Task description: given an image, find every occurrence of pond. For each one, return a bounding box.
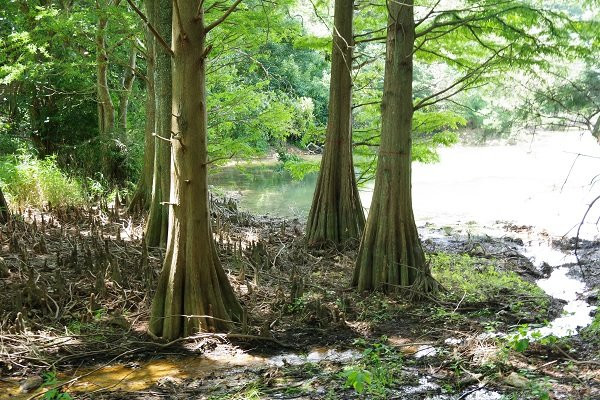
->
[211,130,600,240]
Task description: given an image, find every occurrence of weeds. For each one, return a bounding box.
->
[0,151,84,208]
[431,253,550,324]
[341,337,404,398]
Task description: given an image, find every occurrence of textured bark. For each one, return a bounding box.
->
[0,187,9,223]
[148,0,242,340]
[306,0,364,245]
[95,12,116,178]
[117,45,138,133]
[145,0,171,247]
[352,0,437,294]
[129,0,156,212]
[592,114,600,142]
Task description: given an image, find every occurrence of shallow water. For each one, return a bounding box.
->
[533,266,595,338]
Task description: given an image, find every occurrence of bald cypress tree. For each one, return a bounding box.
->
[352,0,437,293]
[146,0,244,340]
[306,0,364,245]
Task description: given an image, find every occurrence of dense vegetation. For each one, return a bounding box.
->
[0,0,598,398]
[1,0,596,197]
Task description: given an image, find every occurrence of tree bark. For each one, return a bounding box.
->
[148,0,242,340]
[0,187,9,223]
[128,14,156,212]
[306,0,364,245]
[352,0,437,294]
[96,10,116,179]
[117,45,138,134]
[145,0,171,247]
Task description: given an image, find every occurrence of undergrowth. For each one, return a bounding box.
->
[431,253,549,309]
[0,152,85,208]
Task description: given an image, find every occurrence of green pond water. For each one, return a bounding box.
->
[209,165,320,218]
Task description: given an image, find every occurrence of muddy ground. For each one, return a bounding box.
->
[0,200,598,399]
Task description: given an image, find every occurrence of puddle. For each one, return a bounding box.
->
[266,348,360,367]
[401,375,439,395]
[414,345,439,359]
[1,347,361,397]
[0,380,23,399]
[430,390,503,400]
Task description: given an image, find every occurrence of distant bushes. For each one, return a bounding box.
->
[0,152,85,208]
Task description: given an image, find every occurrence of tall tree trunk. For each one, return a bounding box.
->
[96,11,116,179]
[129,0,156,212]
[148,0,242,340]
[0,187,9,223]
[145,0,171,247]
[306,0,364,245]
[117,45,138,134]
[352,0,437,294]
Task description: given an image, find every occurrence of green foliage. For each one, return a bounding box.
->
[276,150,320,180]
[355,293,395,323]
[41,371,72,400]
[581,300,600,355]
[0,152,84,208]
[341,338,404,398]
[341,367,372,394]
[0,0,145,179]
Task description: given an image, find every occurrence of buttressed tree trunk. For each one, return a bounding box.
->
[128,9,156,212]
[148,0,243,340]
[352,0,438,294]
[145,0,171,247]
[306,0,364,245]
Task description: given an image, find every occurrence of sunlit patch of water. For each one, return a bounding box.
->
[531,267,595,338]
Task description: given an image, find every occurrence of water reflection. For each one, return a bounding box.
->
[209,166,318,218]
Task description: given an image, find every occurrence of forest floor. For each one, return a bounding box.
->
[0,198,599,399]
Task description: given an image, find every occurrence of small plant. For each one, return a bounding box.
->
[527,377,552,400]
[41,371,72,400]
[507,324,531,353]
[286,293,309,313]
[341,337,403,398]
[356,294,395,323]
[341,366,372,394]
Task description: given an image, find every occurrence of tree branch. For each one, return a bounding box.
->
[413,45,510,111]
[205,0,244,33]
[125,0,174,57]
